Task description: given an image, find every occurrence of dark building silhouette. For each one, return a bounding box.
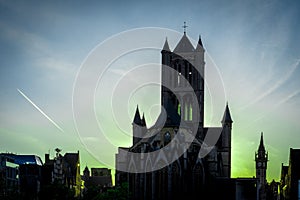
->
[267,179,279,200]
[234,178,258,200]
[279,148,300,200]
[116,30,233,199]
[280,163,289,199]
[255,132,268,200]
[19,164,42,199]
[42,150,82,197]
[0,153,42,199]
[82,166,112,188]
[0,154,19,196]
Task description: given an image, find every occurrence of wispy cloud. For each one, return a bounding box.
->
[0,20,77,77]
[108,68,128,76]
[241,59,300,110]
[276,89,300,106]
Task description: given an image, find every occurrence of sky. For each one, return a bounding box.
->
[0,0,300,183]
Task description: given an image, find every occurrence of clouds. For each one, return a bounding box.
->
[0,0,299,182]
[242,59,300,110]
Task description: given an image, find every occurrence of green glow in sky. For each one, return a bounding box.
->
[0,0,300,184]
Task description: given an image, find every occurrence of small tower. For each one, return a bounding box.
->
[255,132,268,200]
[132,105,146,145]
[220,103,233,178]
[83,166,90,179]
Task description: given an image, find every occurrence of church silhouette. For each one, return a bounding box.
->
[116,28,233,199]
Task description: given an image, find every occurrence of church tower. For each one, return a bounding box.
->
[161,32,205,127]
[255,132,268,200]
[220,103,233,177]
[116,24,234,200]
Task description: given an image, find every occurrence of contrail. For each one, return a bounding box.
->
[17,88,64,133]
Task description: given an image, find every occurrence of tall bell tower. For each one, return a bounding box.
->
[161,26,205,127]
[255,132,268,200]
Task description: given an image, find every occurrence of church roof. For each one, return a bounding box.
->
[173,33,195,53]
[221,104,233,123]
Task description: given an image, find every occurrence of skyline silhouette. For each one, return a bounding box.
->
[0,0,299,184]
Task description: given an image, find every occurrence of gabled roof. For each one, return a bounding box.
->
[173,34,195,53]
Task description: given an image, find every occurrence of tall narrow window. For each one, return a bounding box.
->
[184,103,188,121]
[177,103,181,115]
[189,103,193,121]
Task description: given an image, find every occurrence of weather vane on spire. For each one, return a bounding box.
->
[182,21,188,34]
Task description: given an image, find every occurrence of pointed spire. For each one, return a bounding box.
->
[141,113,146,127]
[258,132,265,152]
[133,105,142,125]
[162,37,171,52]
[222,103,233,124]
[198,35,203,47]
[196,35,204,52]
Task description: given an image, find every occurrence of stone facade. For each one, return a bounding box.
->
[116,32,233,199]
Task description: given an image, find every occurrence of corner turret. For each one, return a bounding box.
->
[133,105,142,126]
[196,35,204,51]
[132,105,143,145]
[222,103,233,127]
[162,38,171,52]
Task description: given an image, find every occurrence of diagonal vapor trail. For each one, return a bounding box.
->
[17,88,64,133]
